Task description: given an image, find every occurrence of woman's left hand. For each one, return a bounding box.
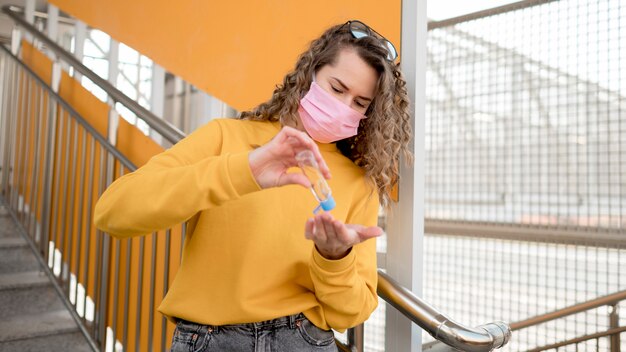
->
[304,212,383,260]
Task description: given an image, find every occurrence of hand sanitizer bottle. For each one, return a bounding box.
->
[295,150,336,214]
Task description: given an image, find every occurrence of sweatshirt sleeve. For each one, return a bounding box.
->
[308,184,379,331]
[93,120,261,238]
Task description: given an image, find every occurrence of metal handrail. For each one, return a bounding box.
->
[378,270,511,352]
[526,326,626,352]
[425,220,626,249]
[2,4,185,145]
[510,289,626,331]
[506,290,626,352]
[428,0,558,30]
[0,45,137,171]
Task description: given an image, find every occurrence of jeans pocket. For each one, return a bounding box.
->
[296,318,336,347]
[171,321,212,352]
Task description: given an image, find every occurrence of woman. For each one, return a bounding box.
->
[94,19,412,351]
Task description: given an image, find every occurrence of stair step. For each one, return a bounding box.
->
[0,271,50,291]
[0,284,66,318]
[0,331,92,352]
[0,237,27,249]
[0,245,40,274]
[0,310,79,343]
[0,214,19,239]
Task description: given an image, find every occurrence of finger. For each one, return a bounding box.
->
[280,126,314,146]
[280,128,331,179]
[356,226,384,242]
[332,219,355,245]
[314,215,328,243]
[304,218,315,240]
[319,213,338,242]
[277,173,311,188]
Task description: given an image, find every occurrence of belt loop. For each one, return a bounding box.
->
[289,314,296,329]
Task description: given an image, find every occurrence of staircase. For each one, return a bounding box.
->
[0,204,92,352]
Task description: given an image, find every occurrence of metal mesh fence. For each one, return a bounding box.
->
[422,0,626,350]
[426,0,625,229]
[424,234,626,350]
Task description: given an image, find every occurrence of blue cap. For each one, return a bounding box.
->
[313,196,336,214]
[320,196,336,211]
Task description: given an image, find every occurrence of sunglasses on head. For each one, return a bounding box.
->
[342,20,398,62]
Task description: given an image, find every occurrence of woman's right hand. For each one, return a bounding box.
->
[248,126,331,189]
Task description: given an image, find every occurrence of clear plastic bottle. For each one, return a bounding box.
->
[295,150,336,213]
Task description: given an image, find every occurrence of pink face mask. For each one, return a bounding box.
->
[298,81,366,143]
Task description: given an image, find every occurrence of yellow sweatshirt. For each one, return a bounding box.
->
[93,118,379,331]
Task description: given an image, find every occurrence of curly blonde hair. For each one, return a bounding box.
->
[239,21,413,207]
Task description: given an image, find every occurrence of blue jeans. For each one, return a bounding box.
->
[170,313,338,352]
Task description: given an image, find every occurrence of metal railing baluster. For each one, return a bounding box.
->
[111,233,121,352]
[14,63,24,218]
[81,133,95,326]
[134,236,145,352]
[0,55,13,198]
[66,116,79,296]
[161,228,171,352]
[31,84,46,249]
[21,76,36,229]
[95,145,111,347]
[73,127,87,309]
[147,233,157,352]
[59,108,72,285]
[49,99,64,274]
[122,235,131,351]
[5,62,18,209]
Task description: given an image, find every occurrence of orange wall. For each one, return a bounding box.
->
[47,0,401,112]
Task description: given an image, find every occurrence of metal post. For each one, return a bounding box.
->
[150,63,165,145]
[46,4,59,61]
[384,0,427,351]
[609,304,619,352]
[108,38,119,103]
[73,20,87,81]
[172,76,183,129]
[0,55,13,196]
[24,0,35,43]
[10,26,21,56]
[182,81,191,133]
[347,324,365,352]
